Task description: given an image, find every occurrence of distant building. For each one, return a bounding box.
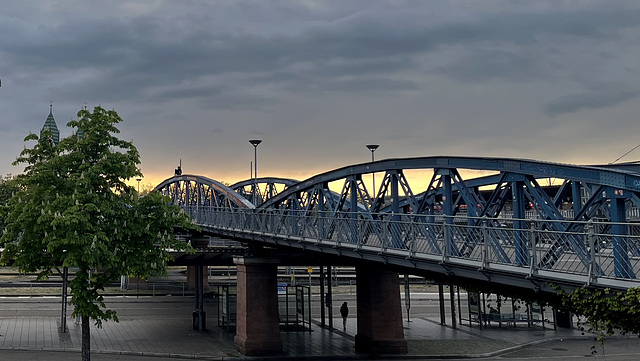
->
[40,102,60,146]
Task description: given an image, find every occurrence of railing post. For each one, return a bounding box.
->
[529,221,537,276]
[357,216,362,249]
[287,212,293,237]
[609,192,635,278]
[385,213,394,252]
[318,191,325,241]
[586,220,595,285]
[512,180,527,266]
[443,215,450,262]
[409,221,416,257]
[270,211,275,235]
[482,216,489,268]
[382,217,388,250]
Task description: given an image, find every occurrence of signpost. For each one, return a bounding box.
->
[468,291,481,329]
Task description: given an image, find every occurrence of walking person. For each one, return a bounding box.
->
[340,301,349,331]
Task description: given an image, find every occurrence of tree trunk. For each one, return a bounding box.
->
[60,266,68,333]
[81,314,90,361]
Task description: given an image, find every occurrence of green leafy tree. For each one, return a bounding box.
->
[558,286,640,338]
[0,106,194,361]
[0,174,20,233]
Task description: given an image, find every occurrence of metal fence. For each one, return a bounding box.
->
[186,207,640,286]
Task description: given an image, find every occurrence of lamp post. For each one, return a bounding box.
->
[366,144,379,198]
[249,139,262,204]
[136,178,142,196]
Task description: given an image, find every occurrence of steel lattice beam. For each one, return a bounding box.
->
[157,156,640,291]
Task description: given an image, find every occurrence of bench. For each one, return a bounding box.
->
[481,312,541,326]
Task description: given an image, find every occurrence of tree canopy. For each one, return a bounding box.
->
[0,174,19,232]
[0,106,194,360]
[557,286,640,338]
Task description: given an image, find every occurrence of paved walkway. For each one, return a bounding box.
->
[0,295,611,360]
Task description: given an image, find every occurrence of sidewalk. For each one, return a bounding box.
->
[0,296,599,360]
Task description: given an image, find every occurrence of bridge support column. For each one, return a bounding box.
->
[186,266,209,291]
[355,265,408,354]
[233,257,282,356]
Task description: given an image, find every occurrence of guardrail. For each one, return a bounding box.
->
[184,207,640,289]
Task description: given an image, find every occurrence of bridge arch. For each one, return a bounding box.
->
[251,156,640,282]
[155,174,254,210]
[260,156,640,219]
[230,177,298,206]
[166,157,640,291]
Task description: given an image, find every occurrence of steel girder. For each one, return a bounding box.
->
[230,177,298,206]
[252,156,640,280]
[162,156,640,290]
[155,174,254,210]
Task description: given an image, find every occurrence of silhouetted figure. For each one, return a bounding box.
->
[340,302,349,331]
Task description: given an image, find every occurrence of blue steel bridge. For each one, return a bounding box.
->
[155,156,640,294]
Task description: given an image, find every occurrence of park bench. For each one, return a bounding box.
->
[481,312,541,326]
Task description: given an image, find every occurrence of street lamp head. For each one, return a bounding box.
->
[366,144,379,152]
[135,178,142,195]
[249,139,262,147]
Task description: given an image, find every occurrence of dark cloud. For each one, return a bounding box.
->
[154,84,228,102]
[284,76,419,95]
[433,49,543,82]
[2,1,640,183]
[3,2,639,103]
[544,89,639,116]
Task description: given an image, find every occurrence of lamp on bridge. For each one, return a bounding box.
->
[249,139,262,205]
[366,144,379,198]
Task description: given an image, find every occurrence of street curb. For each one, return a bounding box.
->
[0,335,603,361]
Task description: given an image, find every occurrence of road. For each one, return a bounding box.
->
[1,291,638,360]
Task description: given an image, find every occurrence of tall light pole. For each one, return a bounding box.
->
[136,178,142,196]
[249,139,262,204]
[366,144,379,198]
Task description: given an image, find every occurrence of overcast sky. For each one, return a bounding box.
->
[1,1,639,187]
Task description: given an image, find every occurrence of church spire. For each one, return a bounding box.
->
[41,101,60,146]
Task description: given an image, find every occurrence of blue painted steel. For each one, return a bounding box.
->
[608,188,635,278]
[155,174,254,209]
[572,181,582,216]
[511,180,527,266]
[156,156,640,292]
[390,171,402,248]
[230,177,298,206]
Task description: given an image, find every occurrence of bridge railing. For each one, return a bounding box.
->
[500,207,640,221]
[184,206,640,286]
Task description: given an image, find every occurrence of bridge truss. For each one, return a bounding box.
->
[156,156,640,292]
[230,177,298,206]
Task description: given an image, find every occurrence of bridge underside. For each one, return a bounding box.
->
[169,250,239,266]
[189,228,564,303]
